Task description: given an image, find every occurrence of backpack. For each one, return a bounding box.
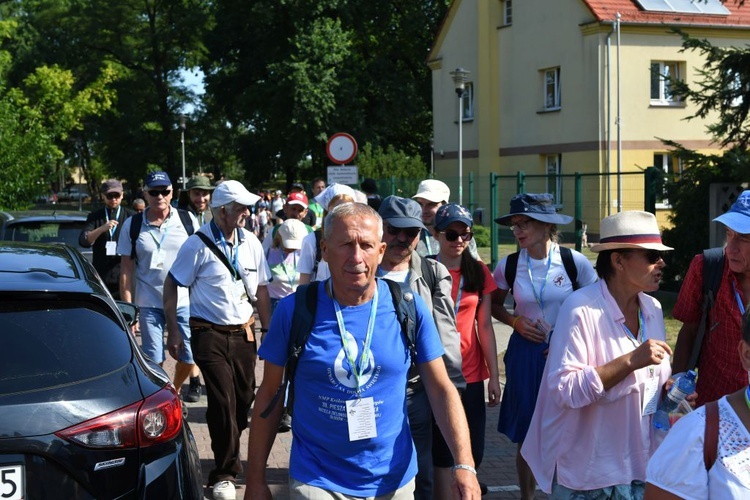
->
[504,245,580,294]
[128,209,195,262]
[260,278,418,418]
[687,247,725,371]
[312,229,323,279]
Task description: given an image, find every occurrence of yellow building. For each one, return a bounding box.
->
[428,0,750,238]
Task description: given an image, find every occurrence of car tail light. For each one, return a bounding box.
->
[56,385,183,448]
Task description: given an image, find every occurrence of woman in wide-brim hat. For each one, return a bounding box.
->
[521,210,676,498]
[491,193,598,499]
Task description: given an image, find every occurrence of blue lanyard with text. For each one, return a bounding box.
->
[733,281,746,315]
[621,308,646,345]
[526,245,553,321]
[330,279,378,396]
[212,220,240,275]
[147,211,170,250]
[105,206,121,239]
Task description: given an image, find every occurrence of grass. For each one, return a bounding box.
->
[478,244,682,350]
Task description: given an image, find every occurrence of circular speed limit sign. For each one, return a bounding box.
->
[326,133,358,165]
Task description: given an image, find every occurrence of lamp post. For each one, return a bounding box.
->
[450,68,470,205]
[179,115,187,190]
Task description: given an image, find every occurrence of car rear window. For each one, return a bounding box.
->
[5,221,85,249]
[0,300,132,395]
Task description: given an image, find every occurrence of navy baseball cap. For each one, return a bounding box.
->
[378,196,426,229]
[495,193,573,226]
[434,203,473,231]
[714,190,750,234]
[145,171,171,188]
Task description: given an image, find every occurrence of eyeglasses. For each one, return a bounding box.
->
[106,192,122,200]
[509,219,532,232]
[441,230,474,242]
[386,225,421,238]
[147,189,171,198]
[620,249,665,264]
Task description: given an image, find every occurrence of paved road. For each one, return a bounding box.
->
[166,315,548,499]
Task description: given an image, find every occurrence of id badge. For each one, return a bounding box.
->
[150,249,165,270]
[346,397,377,441]
[642,376,659,416]
[105,241,117,256]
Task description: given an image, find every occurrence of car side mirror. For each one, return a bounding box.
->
[116,301,139,327]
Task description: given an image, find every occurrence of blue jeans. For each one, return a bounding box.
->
[139,306,193,364]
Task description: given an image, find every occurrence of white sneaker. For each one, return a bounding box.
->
[212,480,236,500]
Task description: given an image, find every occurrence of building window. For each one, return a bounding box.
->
[650,61,683,105]
[461,83,474,121]
[503,0,512,25]
[653,153,682,207]
[545,154,562,204]
[543,67,561,111]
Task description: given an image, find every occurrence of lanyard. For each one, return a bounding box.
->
[330,279,378,396]
[745,386,750,411]
[526,245,553,322]
[147,211,170,250]
[105,206,121,239]
[733,281,746,315]
[621,308,646,346]
[212,220,240,275]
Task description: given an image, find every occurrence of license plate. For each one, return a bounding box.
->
[0,465,24,500]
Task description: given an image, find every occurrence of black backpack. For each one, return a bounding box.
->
[504,245,580,293]
[128,209,195,262]
[687,247,725,370]
[261,278,418,418]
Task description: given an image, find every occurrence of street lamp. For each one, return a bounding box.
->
[450,67,470,205]
[179,115,187,190]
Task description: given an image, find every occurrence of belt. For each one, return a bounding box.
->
[189,316,254,334]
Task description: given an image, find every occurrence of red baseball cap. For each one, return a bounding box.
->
[286,191,308,208]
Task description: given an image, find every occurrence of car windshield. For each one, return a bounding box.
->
[4,221,85,248]
[0,300,132,395]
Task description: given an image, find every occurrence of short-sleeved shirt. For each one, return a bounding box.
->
[81,205,134,286]
[448,263,498,383]
[169,223,270,325]
[298,230,330,282]
[672,253,748,405]
[259,279,444,497]
[266,246,301,300]
[647,396,750,499]
[493,245,598,329]
[117,208,197,309]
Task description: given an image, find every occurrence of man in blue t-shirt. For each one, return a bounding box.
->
[245,202,481,499]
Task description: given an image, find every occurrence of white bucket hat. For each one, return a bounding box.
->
[412,179,450,204]
[590,211,673,252]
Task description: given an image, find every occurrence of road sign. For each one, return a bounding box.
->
[327,166,359,185]
[326,133,358,165]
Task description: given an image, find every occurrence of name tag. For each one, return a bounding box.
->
[105,241,117,256]
[346,397,377,441]
[642,376,659,417]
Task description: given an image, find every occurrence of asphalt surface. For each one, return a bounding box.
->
[162,316,548,499]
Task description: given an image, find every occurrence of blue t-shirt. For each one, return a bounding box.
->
[259,278,444,496]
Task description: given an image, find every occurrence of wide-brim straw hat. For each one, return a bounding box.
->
[590,211,673,252]
[495,193,573,226]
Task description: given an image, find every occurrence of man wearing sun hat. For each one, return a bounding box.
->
[377,195,465,499]
[165,179,271,500]
[79,179,134,299]
[264,191,314,252]
[672,190,750,407]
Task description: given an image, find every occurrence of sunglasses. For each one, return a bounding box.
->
[147,189,171,198]
[442,230,474,242]
[620,249,664,264]
[106,192,122,200]
[386,225,421,238]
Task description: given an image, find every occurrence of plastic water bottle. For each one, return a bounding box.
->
[653,370,697,431]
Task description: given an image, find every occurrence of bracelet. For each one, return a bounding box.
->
[511,316,521,330]
[452,464,477,475]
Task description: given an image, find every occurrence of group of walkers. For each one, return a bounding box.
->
[79,172,750,499]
